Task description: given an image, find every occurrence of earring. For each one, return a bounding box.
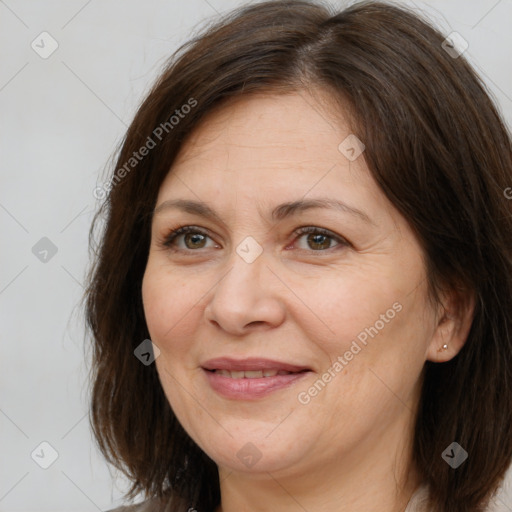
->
[438,343,448,352]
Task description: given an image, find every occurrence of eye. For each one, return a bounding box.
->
[291,226,349,252]
[162,226,218,251]
[160,225,349,254]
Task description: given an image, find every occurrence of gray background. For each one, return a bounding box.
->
[1,0,511,510]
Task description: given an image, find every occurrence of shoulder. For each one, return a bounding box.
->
[104,494,199,512]
[405,483,510,512]
[105,498,168,512]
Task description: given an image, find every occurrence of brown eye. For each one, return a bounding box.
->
[293,227,348,252]
[183,232,207,249]
[163,226,216,251]
[162,225,348,254]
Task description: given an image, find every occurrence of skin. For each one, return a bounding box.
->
[142,90,474,512]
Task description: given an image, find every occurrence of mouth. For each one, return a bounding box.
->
[207,369,307,379]
[201,357,312,399]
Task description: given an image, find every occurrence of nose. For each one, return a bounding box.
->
[203,247,286,336]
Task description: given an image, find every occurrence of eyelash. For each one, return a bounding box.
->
[161,225,350,254]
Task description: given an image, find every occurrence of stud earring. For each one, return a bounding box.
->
[438,343,448,352]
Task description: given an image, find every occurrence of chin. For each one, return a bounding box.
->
[189,420,309,475]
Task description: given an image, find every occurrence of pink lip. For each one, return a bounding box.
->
[201,357,310,373]
[201,357,312,400]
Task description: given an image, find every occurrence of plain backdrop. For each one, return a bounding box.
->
[1,1,511,511]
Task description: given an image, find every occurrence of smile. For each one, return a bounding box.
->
[201,357,312,399]
[210,369,298,378]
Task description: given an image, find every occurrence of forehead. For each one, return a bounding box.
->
[161,91,368,191]
[154,91,407,234]
[180,91,346,150]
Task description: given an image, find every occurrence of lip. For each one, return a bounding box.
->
[201,357,311,373]
[201,357,312,400]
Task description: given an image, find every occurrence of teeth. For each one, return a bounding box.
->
[245,370,263,378]
[214,369,291,378]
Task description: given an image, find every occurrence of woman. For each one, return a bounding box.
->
[86,1,512,511]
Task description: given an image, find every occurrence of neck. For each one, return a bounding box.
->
[214,418,421,512]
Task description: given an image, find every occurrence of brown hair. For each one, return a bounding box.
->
[86,1,512,511]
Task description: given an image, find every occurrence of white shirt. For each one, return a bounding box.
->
[404,485,430,512]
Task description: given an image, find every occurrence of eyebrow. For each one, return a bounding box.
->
[153,197,374,225]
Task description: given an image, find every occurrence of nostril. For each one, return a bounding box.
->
[248,321,265,327]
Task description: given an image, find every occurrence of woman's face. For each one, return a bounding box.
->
[142,91,442,480]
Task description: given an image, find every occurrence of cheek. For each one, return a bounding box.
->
[142,265,207,430]
[142,263,203,347]
[305,260,431,397]
[291,265,403,350]
[309,298,428,447]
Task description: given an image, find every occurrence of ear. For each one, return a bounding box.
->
[426,286,476,363]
